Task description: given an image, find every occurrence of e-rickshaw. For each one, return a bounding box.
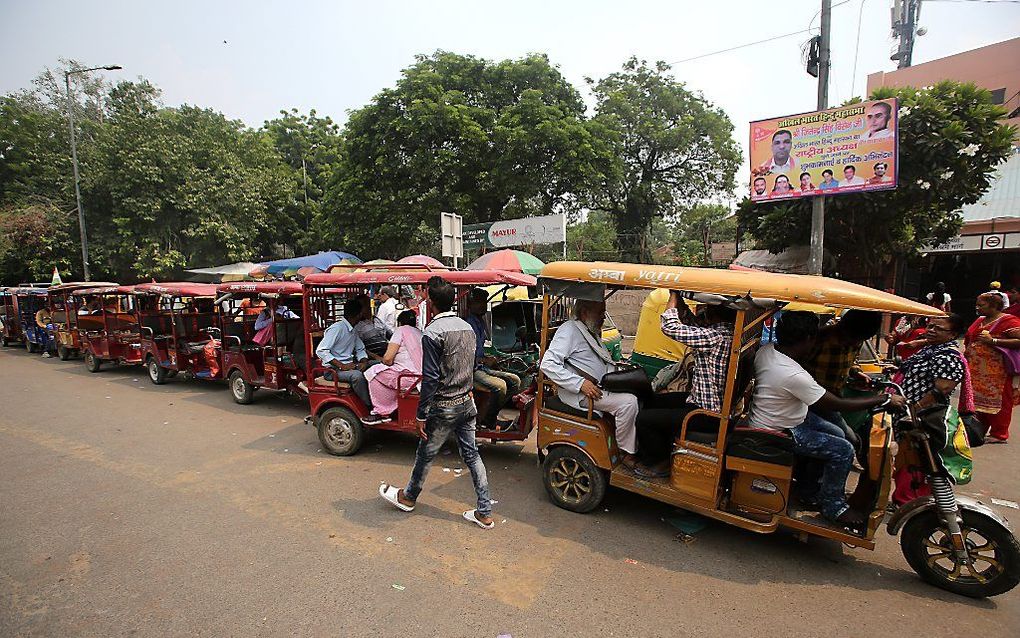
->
[535,261,1019,598]
[301,267,539,456]
[77,285,144,372]
[1,287,24,347]
[134,282,222,385]
[214,281,308,404]
[12,286,54,353]
[46,282,119,360]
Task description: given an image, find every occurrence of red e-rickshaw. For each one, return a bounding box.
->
[134,282,222,385]
[77,285,145,372]
[301,267,539,456]
[0,286,23,347]
[46,282,119,360]
[214,281,308,404]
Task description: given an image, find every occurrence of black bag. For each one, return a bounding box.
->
[960,411,988,447]
[600,365,652,397]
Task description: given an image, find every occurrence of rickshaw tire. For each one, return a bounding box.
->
[147,357,168,385]
[317,406,365,457]
[84,351,102,373]
[229,371,254,405]
[542,445,607,513]
[900,509,1020,598]
[57,345,71,361]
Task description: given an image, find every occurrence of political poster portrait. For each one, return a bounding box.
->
[749,98,898,201]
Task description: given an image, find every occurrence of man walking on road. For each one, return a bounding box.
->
[379,276,494,529]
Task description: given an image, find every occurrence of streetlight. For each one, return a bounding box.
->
[64,64,122,281]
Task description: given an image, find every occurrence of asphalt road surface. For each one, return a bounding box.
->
[1,347,1018,637]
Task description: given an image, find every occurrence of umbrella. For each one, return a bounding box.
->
[397,254,449,269]
[263,251,361,276]
[186,261,262,283]
[354,258,397,273]
[248,264,270,279]
[466,249,544,275]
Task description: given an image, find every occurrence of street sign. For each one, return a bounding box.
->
[462,213,566,250]
[440,212,463,263]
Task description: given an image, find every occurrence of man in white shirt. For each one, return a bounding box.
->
[758,129,797,174]
[841,165,865,186]
[540,299,640,469]
[747,311,905,526]
[375,285,400,331]
[858,101,894,142]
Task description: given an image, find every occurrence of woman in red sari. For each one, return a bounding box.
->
[964,293,1020,442]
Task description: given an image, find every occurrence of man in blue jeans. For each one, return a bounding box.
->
[379,276,494,529]
[465,287,521,426]
[746,311,905,526]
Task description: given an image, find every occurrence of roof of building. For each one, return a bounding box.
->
[960,150,1020,222]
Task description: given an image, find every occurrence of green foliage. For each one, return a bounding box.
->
[588,58,742,261]
[0,202,78,283]
[671,203,736,266]
[566,211,619,260]
[82,81,296,279]
[738,81,1016,276]
[323,51,615,258]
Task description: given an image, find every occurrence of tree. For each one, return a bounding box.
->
[323,51,614,258]
[588,58,742,262]
[672,203,736,266]
[262,109,343,254]
[0,202,78,283]
[83,80,296,279]
[738,81,1016,279]
[566,211,618,261]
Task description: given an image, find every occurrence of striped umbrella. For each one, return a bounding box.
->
[466,249,544,275]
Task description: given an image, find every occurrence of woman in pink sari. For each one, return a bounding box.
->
[365,310,423,418]
[964,293,1020,442]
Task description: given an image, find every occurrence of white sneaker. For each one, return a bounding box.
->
[297,381,308,393]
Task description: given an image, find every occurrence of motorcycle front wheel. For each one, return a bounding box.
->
[900,509,1020,598]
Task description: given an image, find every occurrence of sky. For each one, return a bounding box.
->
[2,0,1019,181]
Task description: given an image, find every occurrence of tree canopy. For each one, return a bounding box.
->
[738,81,1016,278]
[322,51,615,258]
[588,58,742,261]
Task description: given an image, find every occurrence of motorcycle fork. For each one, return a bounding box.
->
[916,434,970,563]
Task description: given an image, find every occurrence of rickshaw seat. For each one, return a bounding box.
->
[313,376,352,389]
[544,394,599,420]
[726,427,795,466]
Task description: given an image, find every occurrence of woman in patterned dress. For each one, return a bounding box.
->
[965,293,1020,443]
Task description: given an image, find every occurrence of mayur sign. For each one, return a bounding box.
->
[463,213,566,250]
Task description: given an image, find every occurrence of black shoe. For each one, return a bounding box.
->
[361,413,384,425]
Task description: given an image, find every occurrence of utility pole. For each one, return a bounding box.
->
[891,0,922,69]
[808,0,830,276]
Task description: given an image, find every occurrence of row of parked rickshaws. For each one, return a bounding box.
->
[2,261,1017,598]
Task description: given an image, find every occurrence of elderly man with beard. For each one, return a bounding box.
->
[540,299,641,469]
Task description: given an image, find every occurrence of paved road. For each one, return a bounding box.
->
[1,347,1017,637]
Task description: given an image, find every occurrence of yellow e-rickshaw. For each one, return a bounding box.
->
[535,261,1019,598]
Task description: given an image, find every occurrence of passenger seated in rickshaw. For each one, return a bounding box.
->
[634,290,736,478]
[746,311,906,526]
[253,304,298,346]
[466,288,521,426]
[801,310,883,452]
[353,293,393,361]
[540,299,640,469]
[315,298,382,424]
[365,310,423,418]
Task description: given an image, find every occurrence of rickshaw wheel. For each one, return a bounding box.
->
[229,371,254,405]
[84,351,102,373]
[147,357,168,385]
[57,345,71,361]
[542,446,606,513]
[317,406,365,456]
[901,509,1020,598]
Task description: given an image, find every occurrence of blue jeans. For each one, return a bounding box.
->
[404,399,492,516]
[791,412,855,519]
[474,366,521,423]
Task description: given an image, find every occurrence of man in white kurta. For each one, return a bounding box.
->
[540,300,640,466]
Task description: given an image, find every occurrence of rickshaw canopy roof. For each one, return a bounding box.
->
[11,287,50,296]
[304,270,536,287]
[47,282,119,294]
[133,282,219,298]
[539,261,942,316]
[78,285,137,296]
[216,281,304,296]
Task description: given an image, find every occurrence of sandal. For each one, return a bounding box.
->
[379,483,414,512]
[462,509,495,529]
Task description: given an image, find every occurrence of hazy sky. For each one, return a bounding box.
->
[2,0,1019,171]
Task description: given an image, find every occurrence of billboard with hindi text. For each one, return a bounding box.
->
[749,98,898,201]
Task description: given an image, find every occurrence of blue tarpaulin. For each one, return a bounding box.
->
[263,251,361,275]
